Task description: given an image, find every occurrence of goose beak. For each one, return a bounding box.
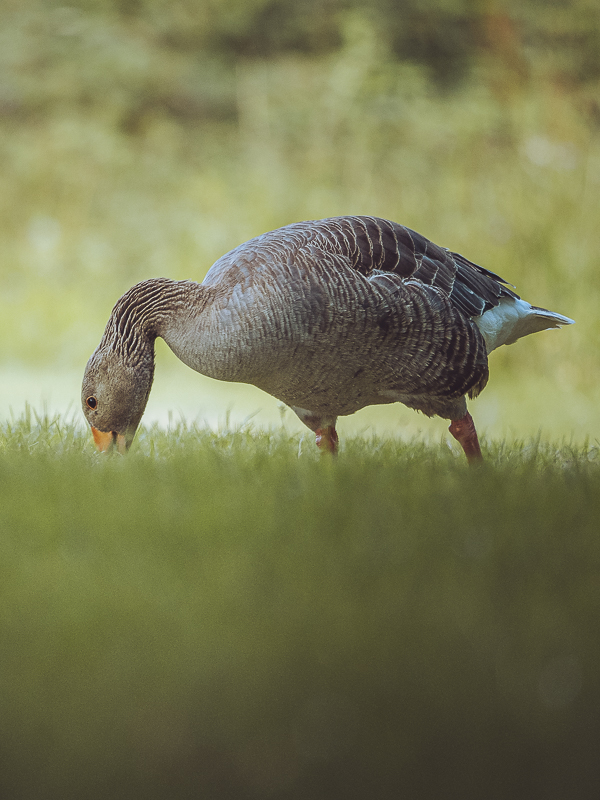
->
[91,427,129,454]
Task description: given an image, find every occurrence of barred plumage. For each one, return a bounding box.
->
[82,216,573,460]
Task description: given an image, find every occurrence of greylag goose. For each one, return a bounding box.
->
[81,216,573,461]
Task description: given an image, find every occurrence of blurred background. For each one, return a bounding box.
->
[0,0,598,443]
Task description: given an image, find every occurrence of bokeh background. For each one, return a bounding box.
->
[1,0,598,443]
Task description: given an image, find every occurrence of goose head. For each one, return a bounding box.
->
[81,347,154,453]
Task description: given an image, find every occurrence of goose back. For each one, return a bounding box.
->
[203,216,518,318]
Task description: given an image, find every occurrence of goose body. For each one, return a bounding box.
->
[82,216,573,460]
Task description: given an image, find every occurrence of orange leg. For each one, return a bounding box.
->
[448,412,483,464]
[315,426,339,455]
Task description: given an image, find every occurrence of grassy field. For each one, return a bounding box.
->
[1,412,600,799]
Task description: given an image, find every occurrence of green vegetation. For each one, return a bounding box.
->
[0,1,597,437]
[0,3,596,372]
[1,412,600,797]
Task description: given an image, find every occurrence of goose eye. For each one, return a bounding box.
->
[86,396,98,410]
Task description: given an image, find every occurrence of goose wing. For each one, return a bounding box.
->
[306,215,518,319]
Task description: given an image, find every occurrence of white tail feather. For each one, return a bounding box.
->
[475,298,574,353]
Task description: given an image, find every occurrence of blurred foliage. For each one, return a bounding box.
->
[1,412,600,798]
[0,0,598,433]
[1,1,600,130]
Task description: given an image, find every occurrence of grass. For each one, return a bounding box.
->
[1,411,600,798]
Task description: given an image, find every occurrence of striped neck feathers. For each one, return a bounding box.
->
[99,278,207,364]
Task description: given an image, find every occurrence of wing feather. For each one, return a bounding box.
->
[306,216,517,320]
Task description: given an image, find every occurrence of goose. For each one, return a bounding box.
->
[81,216,573,461]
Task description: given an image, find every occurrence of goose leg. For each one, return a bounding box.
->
[315,426,338,455]
[290,407,339,455]
[449,412,482,464]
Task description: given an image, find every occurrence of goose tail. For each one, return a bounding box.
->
[475,298,574,353]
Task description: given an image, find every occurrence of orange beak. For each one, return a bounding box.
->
[91,427,129,454]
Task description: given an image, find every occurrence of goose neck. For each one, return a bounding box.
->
[100,278,208,363]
